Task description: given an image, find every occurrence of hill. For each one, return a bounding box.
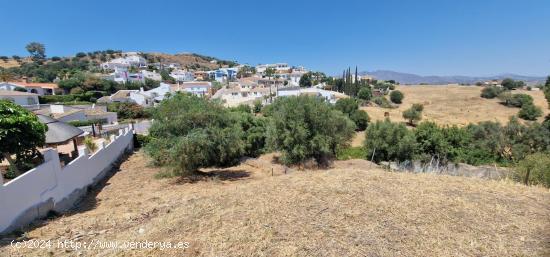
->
[1,151,548,256]
[0,51,238,70]
[362,85,550,126]
[361,70,546,85]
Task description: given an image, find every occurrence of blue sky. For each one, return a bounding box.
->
[1,0,549,76]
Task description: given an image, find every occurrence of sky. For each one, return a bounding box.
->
[1,0,549,76]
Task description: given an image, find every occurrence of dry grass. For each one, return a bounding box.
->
[1,151,549,256]
[363,85,549,126]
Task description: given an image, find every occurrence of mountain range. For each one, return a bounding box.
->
[359,70,546,85]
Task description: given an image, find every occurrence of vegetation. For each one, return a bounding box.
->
[84,137,98,153]
[68,119,108,127]
[518,103,542,121]
[337,146,367,160]
[265,96,355,166]
[364,117,550,171]
[0,100,47,175]
[334,98,370,131]
[514,152,550,187]
[298,73,312,87]
[364,119,416,163]
[480,86,504,99]
[372,96,392,108]
[333,67,372,97]
[389,90,404,104]
[498,92,533,108]
[145,93,264,176]
[107,102,149,120]
[357,87,372,101]
[402,104,424,125]
[501,78,525,90]
[26,42,46,62]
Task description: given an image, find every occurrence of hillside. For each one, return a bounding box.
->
[363,85,550,126]
[0,52,237,70]
[361,70,546,85]
[1,151,548,256]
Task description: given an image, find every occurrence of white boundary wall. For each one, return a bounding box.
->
[0,126,134,234]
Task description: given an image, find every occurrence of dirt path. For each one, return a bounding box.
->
[1,151,549,256]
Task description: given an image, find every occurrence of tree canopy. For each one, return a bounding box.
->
[25,42,46,62]
[0,100,47,174]
[265,95,355,165]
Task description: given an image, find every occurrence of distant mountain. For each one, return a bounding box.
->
[359,70,546,85]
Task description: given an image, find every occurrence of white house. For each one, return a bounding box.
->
[98,83,173,106]
[213,86,269,107]
[34,104,118,124]
[100,53,147,70]
[0,91,40,108]
[175,82,212,97]
[170,70,195,82]
[141,70,162,81]
[0,82,62,95]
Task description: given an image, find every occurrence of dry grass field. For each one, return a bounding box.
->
[362,85,549,126]
[2,151,549,256]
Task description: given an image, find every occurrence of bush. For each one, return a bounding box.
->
[84,137,98,153]
[135,134,152,148]
[389,90,404,104]
[514,152,550,187]
[403,104,423,125]
[145,93,248,176]
[481,86,504,99]
[414,121,449,162]
[498,92,533,108]
[357,87,372,101]
[334,98,358,115]
[372,96,392,108]
[266,96,355,165]
[501,78,525,90]
[518,103,542,120]
[68,119,107,127]
[350,110,370,131]
[107,102,147,120]
[364,119,417,163]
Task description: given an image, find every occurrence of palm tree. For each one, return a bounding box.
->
[265,67,276,103]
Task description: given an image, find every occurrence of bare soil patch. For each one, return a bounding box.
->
[1,151,549,256]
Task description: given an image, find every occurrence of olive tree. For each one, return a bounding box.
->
[145,93,247,176]
[266,95,355,166]
[403,103,424,126]
[0,100,47,175]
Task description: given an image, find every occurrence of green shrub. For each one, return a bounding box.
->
[481,86,504,99]
[372,96,392,108]
[334,98,358,115]
[107,102,147,120]
[364,119,417,163]
[337,147,367,160]
[135,134,152,148]
[498,93,533,108]
[145,93,248,176]
[350,110,370,131]
[518,103,542,121]
[68,119,107,127]
[514,152,550,187]
[403,104,423,125]
[266,95,355,165]
[389,90,404,104]
[357,87,372,101]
